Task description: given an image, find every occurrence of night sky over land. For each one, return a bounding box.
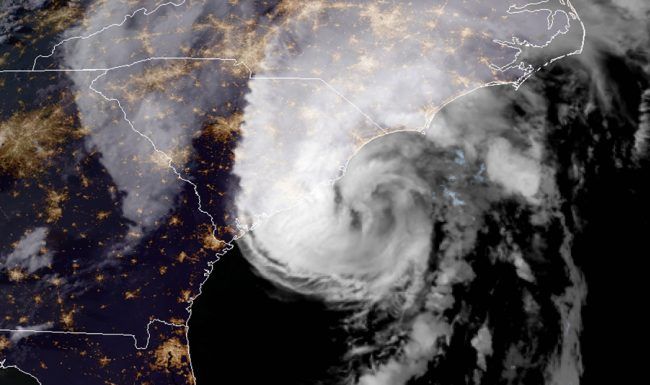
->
[1,1,649,384]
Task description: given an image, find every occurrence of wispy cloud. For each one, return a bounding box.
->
[9,322,53,344]
[358,314,451,385]
[1,227,52,274]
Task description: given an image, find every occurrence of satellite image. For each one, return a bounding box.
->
[0,0,647,384]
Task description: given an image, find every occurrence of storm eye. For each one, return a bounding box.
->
[349,208,362,230]
[334,185,343,205]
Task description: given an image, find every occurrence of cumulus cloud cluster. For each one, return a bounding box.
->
[485,137,542,200]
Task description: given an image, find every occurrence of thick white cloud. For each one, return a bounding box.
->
[234,80,382,225]
[241,134,436,301]
[486,137,542,200]
[43,1,595,384]
[234,0,583,227]
[471,324,493,371]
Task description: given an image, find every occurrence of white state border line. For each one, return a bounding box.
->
[0,319,186,385]
[491,0,586,89]
[0,58,387,133]
[0,0,586,383]
[0,319,184,350]
[0,359,42,385]
[0,55,388,385]
[422,0,585,130]
[31,0,188,71]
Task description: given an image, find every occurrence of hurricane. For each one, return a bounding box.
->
[230,0,649,383]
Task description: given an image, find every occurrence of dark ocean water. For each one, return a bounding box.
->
[2,1,645,384]
[0,367,38,385]
[542,54,649,384]
[189,52,649,385]
[188,243,353,385]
